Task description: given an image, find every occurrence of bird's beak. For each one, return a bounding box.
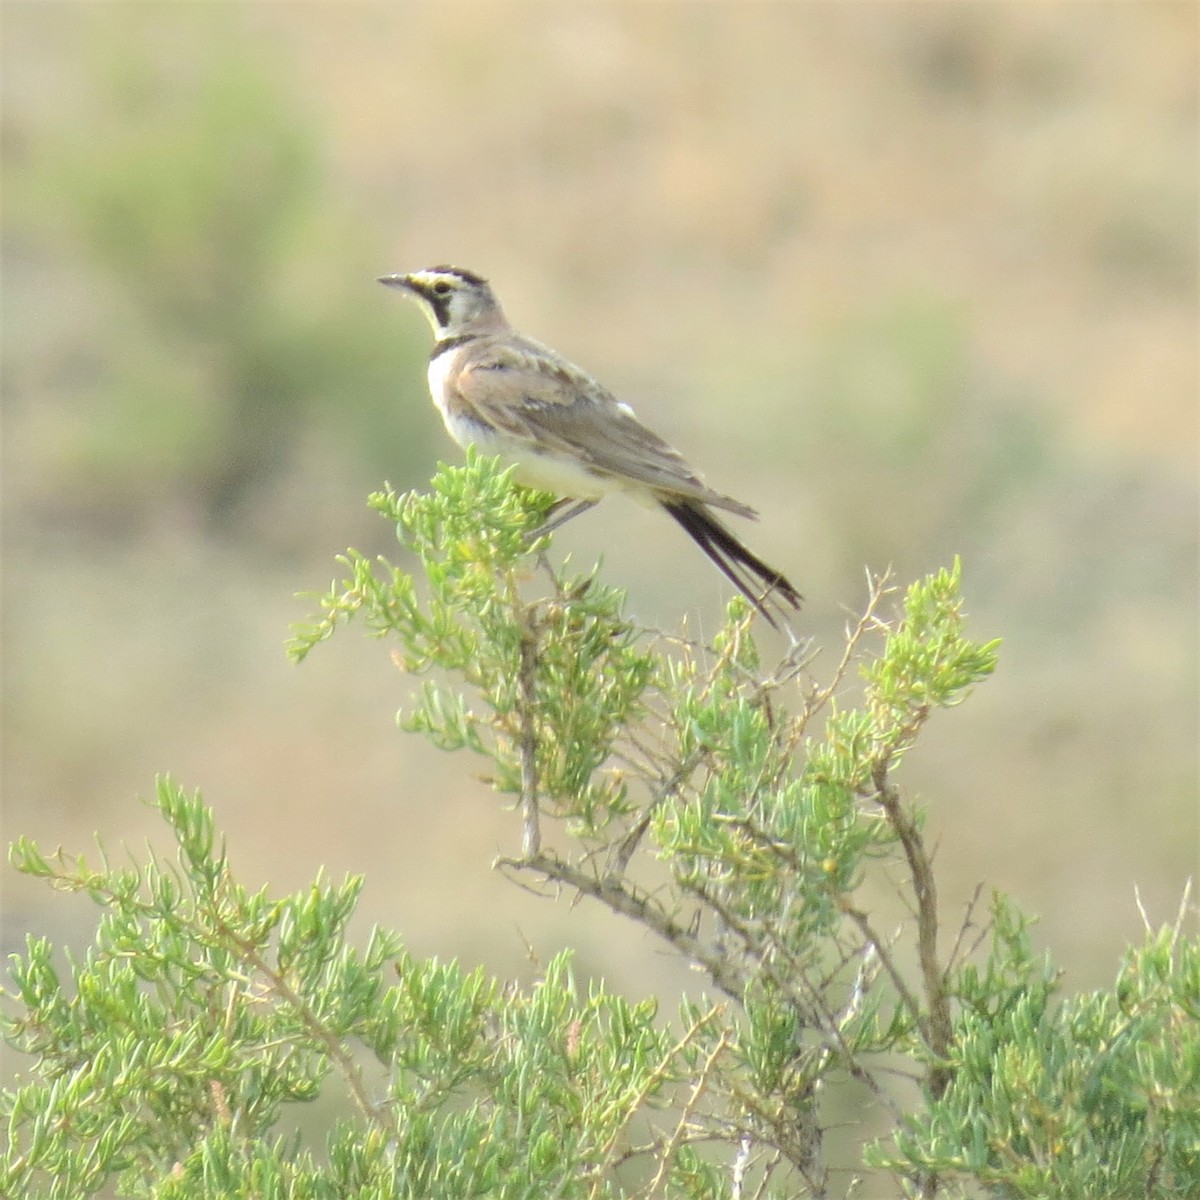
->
[377,273,416,291]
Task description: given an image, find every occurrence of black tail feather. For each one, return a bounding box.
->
[662,500,802,627]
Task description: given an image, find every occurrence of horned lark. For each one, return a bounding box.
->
[379,265,801,623]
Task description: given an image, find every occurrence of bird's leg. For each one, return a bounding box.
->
[528,498,599,540]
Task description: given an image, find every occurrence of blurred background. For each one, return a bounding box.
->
[3,2,1197,1019]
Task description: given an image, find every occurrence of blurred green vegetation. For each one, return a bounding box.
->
[3,6,427,543]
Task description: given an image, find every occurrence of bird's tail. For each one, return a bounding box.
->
[661,499,802,628]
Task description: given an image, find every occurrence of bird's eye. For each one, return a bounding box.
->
[431,281,452,296]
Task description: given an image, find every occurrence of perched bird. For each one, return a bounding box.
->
[379,265,801,624]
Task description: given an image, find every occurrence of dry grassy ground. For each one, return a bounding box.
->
[3,1,1196,1029]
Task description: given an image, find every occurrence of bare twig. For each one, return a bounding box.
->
[837,901,929,1047]
[610,747,707,876]
[795,568,895,740]
[946,881,987,974]
[731,1134,752,1200]
[515,607,542,858]
[750,1147,785,1200]
[870,760,951,1078]
[500,850,748,1002]
[647,1027,732,1199]
[869,757,950,1200]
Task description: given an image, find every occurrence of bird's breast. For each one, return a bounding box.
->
[427,350,611,499]
[426,352,459,425]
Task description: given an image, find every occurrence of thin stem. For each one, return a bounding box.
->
[870,760,951,1080]
[838,901,930,1049]
[647,1028,732,1200]
[870,757,950,1200]
[515,606,542,858]
[500,850,748,1002]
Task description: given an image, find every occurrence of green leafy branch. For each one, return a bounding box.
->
[286,454,1008,1194]
[8,453,1193,1197]
[3,782,712,1199]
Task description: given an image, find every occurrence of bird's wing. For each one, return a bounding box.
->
[448,338,757,518]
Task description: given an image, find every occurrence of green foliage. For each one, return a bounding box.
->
[863,559,1002,762]
[290,451,656,834]
[2,781,695,1200]
[871,896,1200,1198]
[5,456,1196,1197]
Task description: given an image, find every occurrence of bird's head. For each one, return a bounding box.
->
[378,265,505,338]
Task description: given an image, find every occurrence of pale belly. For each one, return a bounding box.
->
[439,407,613,501]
